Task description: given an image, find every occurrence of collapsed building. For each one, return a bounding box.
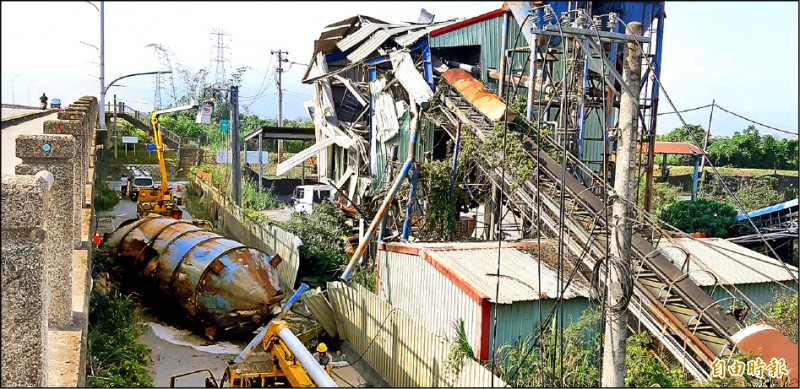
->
[278,1,798,384]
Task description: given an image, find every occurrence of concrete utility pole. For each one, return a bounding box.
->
[699,99,715,190]
[602,21,643,388]
[271,50,288,164]
[113,94,118,158]
[230,85,241,206]
[98,1,106,130]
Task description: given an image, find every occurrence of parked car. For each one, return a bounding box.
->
[128,172,154,201]
[51,98,62,110]
[291,184,335,214]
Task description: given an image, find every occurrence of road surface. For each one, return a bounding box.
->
[1,112,58,177]
[2,107,41,118]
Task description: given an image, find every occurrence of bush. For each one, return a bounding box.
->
[625,332,689,387]
[281,203,351,281]
[659,198,738,238]
[764,293,798,344]
[95,186,120,211]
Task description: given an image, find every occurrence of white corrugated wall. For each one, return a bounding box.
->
[378,250,483,355]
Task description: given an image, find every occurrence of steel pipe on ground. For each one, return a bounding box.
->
[279,327,338,387]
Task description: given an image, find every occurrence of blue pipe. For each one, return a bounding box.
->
[421,39,434,91]
[342,155,415,281]
[401,165,419,239]
[365,55,391,66]
[233,283,310,364]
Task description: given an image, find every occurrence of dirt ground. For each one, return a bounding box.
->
[138,308,385,388]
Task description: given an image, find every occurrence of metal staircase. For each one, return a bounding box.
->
[434,80,742,380]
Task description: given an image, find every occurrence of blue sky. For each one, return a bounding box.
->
[1,1,797,139]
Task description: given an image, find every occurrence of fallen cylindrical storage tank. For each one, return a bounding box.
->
[103,215,282,339]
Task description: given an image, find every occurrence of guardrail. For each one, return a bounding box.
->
[109,102,201,148]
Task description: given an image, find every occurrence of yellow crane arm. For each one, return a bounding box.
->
[149,103,200,198]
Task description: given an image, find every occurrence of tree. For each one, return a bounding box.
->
[658,198,738,238]
[657,124,707,165]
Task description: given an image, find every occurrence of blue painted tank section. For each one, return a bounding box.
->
[103,215,283,339]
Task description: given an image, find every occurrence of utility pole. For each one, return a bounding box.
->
[602,21,643,388]
[271,49,288,164]
[230,85,241,206]
[699,99,715,192]
[113,94,118,158]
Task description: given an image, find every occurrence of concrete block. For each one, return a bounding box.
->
[1,172,54,387]
[15,135,77,329]
[46,330,81,387]
[43,120,87,211]
[57,110,85,121]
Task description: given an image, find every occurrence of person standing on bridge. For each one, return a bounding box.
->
[39,93,48,110]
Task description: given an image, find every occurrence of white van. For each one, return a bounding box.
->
[291,184,335,214]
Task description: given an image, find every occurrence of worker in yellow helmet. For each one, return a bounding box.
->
[312,342,332,375]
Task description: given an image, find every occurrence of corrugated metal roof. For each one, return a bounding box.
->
[639,141,706,155]
[656,238,799,287]
[345,25,419,63]
[431,247,590,304]
[393,20,462,47]
[429,8,504,37]
[390,51,434,104]
[337,22,392,52]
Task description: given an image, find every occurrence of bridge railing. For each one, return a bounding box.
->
[111,102,201,148]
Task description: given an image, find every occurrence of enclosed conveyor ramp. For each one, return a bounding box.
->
[434,67,746,380]
[103,215,283,339]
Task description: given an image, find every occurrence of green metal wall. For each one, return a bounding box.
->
[702,281,798,320]
[430,14,527,90]
[489,297,593,352]
[372,117,435,190]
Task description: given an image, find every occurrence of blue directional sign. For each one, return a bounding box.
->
[146,143,157,151]
[220,119,230,133]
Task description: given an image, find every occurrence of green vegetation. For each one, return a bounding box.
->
[494,307,601,387]
[658,125,798,171]
[280,203,351,282]
[444,319,476,379]
[659,198,738,238]
[94,186,120,211]
[764,293,799,344]
[625,332,689,387]
[418,160,457,241]
[86,247,152,387]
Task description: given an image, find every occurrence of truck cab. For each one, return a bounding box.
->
[291,184,335,214]
[129,171,154,201]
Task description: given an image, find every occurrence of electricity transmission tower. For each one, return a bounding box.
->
[211,28,231,101]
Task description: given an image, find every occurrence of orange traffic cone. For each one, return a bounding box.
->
[176,183,181,192]
[92,231,101,246]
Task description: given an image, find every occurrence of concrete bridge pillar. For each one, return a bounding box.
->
[1,171,56,387]
[44,119,88,211]
[15,135,77,328]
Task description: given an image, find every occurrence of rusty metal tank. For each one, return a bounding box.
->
[103,215,281,339]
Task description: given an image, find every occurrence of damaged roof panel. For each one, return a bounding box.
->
[393,19,461,47]
[325,14,388,28]
[337,22,393,52]
[276,137,336,176]
[345,24,421,63]
[390,50,434,104]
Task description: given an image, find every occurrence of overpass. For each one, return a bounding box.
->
[1,97,98,387]
[104,102,202,175]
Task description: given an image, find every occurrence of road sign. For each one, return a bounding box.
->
[121,136,139,144]
[146,143,157,151]
[220,120,230,133]
[195,101,214,124]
